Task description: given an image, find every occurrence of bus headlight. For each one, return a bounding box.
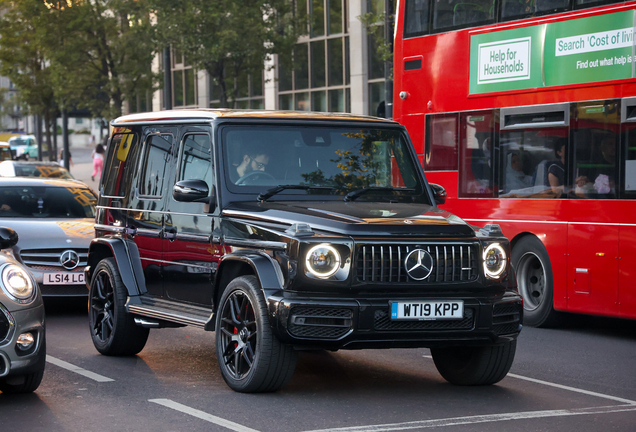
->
[306,244,341,278]
[483,243,507,279]
[1,264,35,303]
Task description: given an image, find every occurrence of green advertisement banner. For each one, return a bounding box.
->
[469,10,636,94]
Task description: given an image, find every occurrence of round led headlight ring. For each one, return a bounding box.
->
[306,244,341,278]
[483,243,507,279]
[1,263,35,303]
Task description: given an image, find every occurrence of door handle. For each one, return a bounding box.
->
[163,228,177,241]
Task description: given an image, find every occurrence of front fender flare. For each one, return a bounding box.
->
[86,237,146,296]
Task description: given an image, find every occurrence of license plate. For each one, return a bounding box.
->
[44,272,85,285]
[390,300,464,320]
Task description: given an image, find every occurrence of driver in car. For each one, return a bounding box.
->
[234,143,270,183]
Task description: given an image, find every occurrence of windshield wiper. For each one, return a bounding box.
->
[258,185,336,202]
[344,186,415,202]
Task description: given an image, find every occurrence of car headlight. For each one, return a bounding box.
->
[483,243,507,279]
[306,244,341,278]
[1,263,35,303]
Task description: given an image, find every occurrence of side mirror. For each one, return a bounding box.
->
[173,179,210,203]
[0,227,18,249]
[429,183,447,205]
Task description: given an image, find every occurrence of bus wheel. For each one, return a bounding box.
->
[512,236,562,327]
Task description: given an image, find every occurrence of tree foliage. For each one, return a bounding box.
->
[0,0,158,123]
[150,0,306,107]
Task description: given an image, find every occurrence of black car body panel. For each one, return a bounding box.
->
[86,110,522,391]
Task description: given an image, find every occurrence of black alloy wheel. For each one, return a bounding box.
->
[91,266,115,345]
[216,275,297,393]
[218,289,258,380]
[89,258,149,356]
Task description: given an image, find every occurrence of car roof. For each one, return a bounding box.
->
[0,160,62,167]
[112,109,398,126]
[0,176,90,188]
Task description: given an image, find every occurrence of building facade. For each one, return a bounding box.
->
[152,0,389,118]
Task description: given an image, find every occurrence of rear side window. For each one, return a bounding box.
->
[103,133,140,197]
[138,134,173,198]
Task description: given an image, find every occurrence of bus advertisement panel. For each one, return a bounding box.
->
[394,0,636,326]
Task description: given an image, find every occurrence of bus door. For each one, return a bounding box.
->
[617,98,636,319]
[567,101,620,316]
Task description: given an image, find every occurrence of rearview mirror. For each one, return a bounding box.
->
[0,227,19,249]
[173,179,209,203]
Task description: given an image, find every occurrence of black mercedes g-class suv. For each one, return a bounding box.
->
[85,110,522,393]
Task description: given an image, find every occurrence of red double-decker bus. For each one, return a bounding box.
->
[393,0,636,326]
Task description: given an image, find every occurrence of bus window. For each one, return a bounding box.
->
[459,111,497,197]
[571,101,619,199]
[404,0,430,38]
[535,0,571,14]
[425,113,458,171]
[432,0,495,31]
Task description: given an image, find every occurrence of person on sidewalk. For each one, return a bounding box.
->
[59,149,73,169]
[91,143,105,182]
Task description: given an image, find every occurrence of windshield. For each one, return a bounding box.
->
[222,125,425,202]
[0,185,96,218]
[9,138,28,146]
[13,164,74,179]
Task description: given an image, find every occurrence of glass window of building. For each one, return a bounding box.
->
[209,72,264,109]
[279,0,349,112]
[171,50,197,108]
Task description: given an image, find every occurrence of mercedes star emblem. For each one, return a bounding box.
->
[60,250,80,270]
[404,249,434,280]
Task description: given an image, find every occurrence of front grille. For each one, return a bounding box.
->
[20,248,88,270]
[0,305,13,343]
[40,285,88,296]
[288,307,353,339]
[356,244,478,283]
[374,308,474,331]
[493,302,522,335]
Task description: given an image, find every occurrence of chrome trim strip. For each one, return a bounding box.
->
[94,224,124,233]
[96,205,214,218]
[136,228,161,238]
[224,238,287,250]
[175,233,211,243]
[128,305,208,328]
[112,119,213,126]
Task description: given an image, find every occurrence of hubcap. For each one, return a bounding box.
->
[517,252,546,311]
[219,290,258,379]
[90,270,115,343]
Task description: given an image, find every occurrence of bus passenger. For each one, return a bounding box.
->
[547,139,566,196]
[575,135,616,198]
[505,152,532,192]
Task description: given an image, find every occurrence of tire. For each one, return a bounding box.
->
[431,340,516,386]
[89,258,149,356]
[512,236,562,327]
[0,339,46,394]
[215,275,297,393]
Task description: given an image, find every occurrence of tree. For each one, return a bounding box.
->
[151,0,305,108]
[43,0,158,119]
[0,0,58,159]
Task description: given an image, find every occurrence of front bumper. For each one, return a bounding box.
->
[0,303,46,378]
[268,292,523,350]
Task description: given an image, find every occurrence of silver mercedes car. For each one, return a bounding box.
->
[0,177,96,297]
[1,226,46,393]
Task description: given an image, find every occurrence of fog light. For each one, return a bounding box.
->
[16,333,35,351]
